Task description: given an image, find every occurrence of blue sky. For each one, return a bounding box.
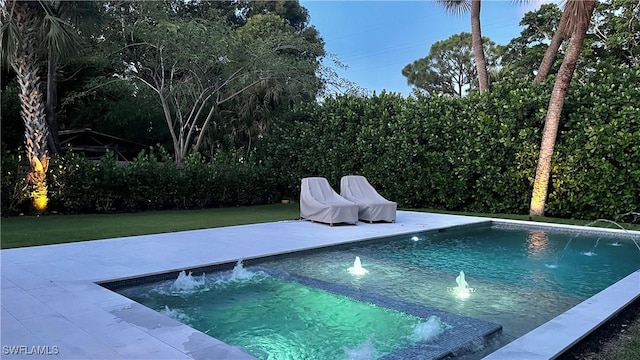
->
[300,0,550,96]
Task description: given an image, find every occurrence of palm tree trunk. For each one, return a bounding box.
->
[529,1,596,217]
[12,2,50,212]
[533,11,568,84]
[471,0,489,93]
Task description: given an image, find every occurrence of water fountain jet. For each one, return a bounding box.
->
[348,256,369,276]
[584,218,640,252]
[453,271,472,299]
[548,217,640,268]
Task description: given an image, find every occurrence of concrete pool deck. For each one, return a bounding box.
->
[1,211,639,359]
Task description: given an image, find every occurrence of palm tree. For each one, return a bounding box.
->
[436,0,490,93]
[533,9,569,83]
[529,0,597,217]
[1,0,86,212]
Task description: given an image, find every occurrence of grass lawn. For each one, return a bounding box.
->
[0,204,300,249]
[1,205,638,359]
[590,313,640,360]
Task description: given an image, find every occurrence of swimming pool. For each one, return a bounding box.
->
[112,222,640,359]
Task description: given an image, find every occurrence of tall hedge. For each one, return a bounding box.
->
[261,65,639,219]
[2,65,638,219]
[1,147,279,215]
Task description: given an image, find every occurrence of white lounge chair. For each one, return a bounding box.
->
[340,175,397,223]
[300,177,358,226]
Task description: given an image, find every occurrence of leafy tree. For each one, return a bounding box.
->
[586,0,640,67]
[436,0,490,93]
[217,13,325,156]
[499,4,563,80]
[530,0,597,217]
[510,0,638,83]
[247,0,310,32]
[108,0,325,165]
[403,32,497,96]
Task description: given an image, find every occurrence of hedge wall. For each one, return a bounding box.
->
[260,65,639,219]
[1,148,280,215]
[2,65,638,219]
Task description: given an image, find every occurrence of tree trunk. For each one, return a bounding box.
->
[46,48,61,154]
[529,2,596,217]
[470,0,489,93]
[533,11,569,84]
[12,2,50,212]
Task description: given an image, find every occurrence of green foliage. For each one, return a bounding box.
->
[498,3,563,80]
[0,148,30,215]
[585,0,640,67]
[2,146,279,215]
[402,32,499,96]
[260,67,639,220]
[0,82,23,151]
[547,65,640,219]
[2,70,638,220]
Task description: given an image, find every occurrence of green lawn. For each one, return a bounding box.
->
[598,320,640,360]
[0,204,300,249]
[1,205,638,358]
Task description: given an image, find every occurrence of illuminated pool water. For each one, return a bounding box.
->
[114,223,640,359]
[118,268,474,359]
[256,224,640,343]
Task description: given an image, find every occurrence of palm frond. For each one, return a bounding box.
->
[0,20,21,70]
[40,13,81,60]
[436,0,472,15]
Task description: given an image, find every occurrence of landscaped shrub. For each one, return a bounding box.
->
[122,147,178,211]
[48,151,101,213]
[0,149,30,215]
[2,65,637,219]
[260,67,639,220]
[546,65,640,219]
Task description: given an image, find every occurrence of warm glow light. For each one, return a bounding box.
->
[530,193,545,216]
[30,183,49,212]
[28,156,49,212]
[32,191,48,212]
[527,230,549,256]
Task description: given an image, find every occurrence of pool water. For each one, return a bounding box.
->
[116,224,640,359]
[257,225,640,342]
[119,268,453,360]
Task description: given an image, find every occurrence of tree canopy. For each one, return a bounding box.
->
[498,3,563,80]
[402,32,498,96]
